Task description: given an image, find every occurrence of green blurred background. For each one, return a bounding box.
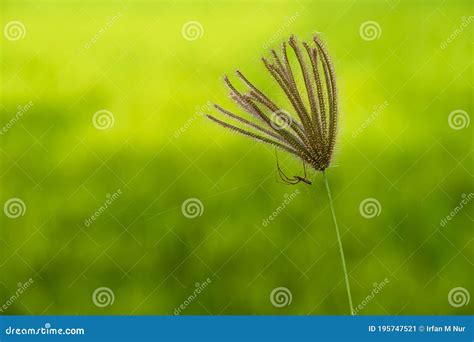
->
[1,0,472,315]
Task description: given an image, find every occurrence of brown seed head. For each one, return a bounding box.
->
[207,34,339,172]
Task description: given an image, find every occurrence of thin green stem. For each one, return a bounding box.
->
[322,170,355,315]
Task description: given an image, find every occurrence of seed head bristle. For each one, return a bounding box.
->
[207,34,339,172]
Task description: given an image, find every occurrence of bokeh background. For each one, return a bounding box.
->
[1,0,472,315]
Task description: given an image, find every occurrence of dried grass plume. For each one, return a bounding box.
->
[207,34,338,172]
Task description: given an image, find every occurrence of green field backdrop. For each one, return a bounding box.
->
[1,0,472,315]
